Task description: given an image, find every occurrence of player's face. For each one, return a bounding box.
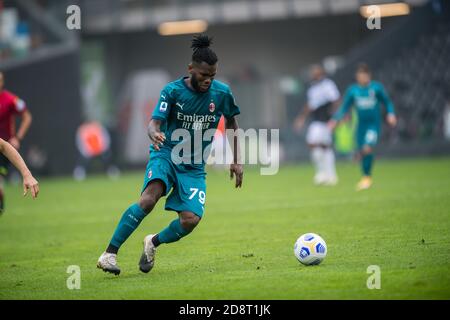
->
[356,71,371,86]
[310,66,324,81]
[189,62,217,93]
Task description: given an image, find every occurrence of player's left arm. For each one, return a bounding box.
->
[0,138,39,199]
[225,116,243,188]
[377,83,397,127]
[10,96,32,150]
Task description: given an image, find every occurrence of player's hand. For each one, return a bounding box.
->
[149,132,166,151]
[230,163,243,188]
[23,174,39,199]
[327,119,338,131]
[293,117,305,133]
[9,137,20,150]
[387,114,397,128]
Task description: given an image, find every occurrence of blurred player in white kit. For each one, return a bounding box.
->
[294,65,341,185]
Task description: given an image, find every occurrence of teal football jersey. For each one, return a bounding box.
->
[151,77,240,170]
[333,81,395,125]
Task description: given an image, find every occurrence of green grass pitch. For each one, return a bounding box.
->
[0,157,449,299]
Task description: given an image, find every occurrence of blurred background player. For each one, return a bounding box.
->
[294,65,340,186]
[328,63,397,191]
[0,138,39,208]
[73,120,120,181]
[0,71,33,212]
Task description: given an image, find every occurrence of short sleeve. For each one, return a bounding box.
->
[152,86,174,121]
[10,94,27,114]
[222,90,240,119]
[326,80,340,102]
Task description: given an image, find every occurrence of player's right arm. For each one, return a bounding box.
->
[293,104,310,133]
[328,86,354,131]
[0,138,39,199]
[147,119,165,151]
[148,86,173,150]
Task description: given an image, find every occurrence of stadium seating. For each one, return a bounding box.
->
[375,21,450,140]
[0,5,45,63]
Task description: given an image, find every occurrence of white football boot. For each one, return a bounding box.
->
[97,252,121,275]
[139,234,157,273]
[323,175,338,186]
[313,172,328,186]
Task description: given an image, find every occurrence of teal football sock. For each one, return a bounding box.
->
[109,204,147,250]
[362,153,374,176]
[157,219,191,244]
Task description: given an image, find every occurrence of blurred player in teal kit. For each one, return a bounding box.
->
[328,64,397,191]
[97,35,243,275]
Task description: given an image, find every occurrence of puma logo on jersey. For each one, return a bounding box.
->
[176,102,184,110]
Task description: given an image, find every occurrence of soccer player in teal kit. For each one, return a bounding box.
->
[97,35,243,275]
[328,64,397,191]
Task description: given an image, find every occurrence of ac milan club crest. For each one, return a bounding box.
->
[209,101,215,113]
[148,170,152,179]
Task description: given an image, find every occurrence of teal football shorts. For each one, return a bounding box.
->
[356,124,380,149]
[141,152,206,218]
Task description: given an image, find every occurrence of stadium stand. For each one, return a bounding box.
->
[377,21,450,140]
[0,0,82,175]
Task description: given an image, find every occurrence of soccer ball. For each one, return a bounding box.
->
[294,233,327,266]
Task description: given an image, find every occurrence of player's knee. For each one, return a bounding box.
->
[138,193,160,214]
[180,213,201,232]
[362,146,373,155]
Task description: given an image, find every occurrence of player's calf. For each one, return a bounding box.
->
[179,211,201,232]
[139,180,165,213]
[139,191,160,213]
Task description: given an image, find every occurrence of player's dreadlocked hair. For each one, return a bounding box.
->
[191,34,218,65]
